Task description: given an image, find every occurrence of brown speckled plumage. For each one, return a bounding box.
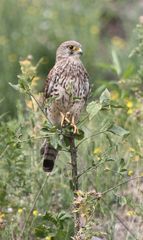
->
[41,40,89,172]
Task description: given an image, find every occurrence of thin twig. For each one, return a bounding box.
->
[26,215,35,238]
[76,130,107,148]
[77,160,105,179]
[101,175,143,196]
[70,135,78,191]
[77,115,89,127]
[35,57,44,69]
[102,198,138,240]
[0,145,9,159]
[114,212,138,240]
[28,92,47,119]
[18,174,49,240]
[77,145,119,179]
[69,134,80,234]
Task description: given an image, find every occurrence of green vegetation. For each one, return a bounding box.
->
[1,0,143,239]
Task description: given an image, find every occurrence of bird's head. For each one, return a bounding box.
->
[56,40,83,61]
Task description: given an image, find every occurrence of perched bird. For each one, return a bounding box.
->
[41,40,89,172]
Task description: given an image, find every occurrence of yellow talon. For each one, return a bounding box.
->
[71,116,78,134]
[60,112,65,127]
[60,112,70,126]
[65,112,71,123]
[60,112,78,134]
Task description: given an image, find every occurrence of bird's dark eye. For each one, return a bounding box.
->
[69,45,74,50]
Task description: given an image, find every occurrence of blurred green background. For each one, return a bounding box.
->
[0,0,142,118]
[1,1,143,239]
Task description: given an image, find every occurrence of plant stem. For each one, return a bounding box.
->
[18,174,49,240]
[69,134,80,234]
[28,92,47,119]
[70,135,78,191]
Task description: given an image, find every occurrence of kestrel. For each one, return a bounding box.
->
[41,40,89,171]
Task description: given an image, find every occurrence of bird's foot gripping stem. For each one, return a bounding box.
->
[71,115,78,134]
[60,112,70,127]
[60,112,78,134]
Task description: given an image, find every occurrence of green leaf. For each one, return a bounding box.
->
[100,88,111,107]
[105,158,115,162]
[63,135,70,147]
[120,168,127,172]
[74,129,84,140]
[120,158,126,167]
[123,64,135,78]
[112,49,122,76]
[69,179,74,191]
[86,101,102,120]
[57,211,71,221]
[119,196,127,206]
[41,126,57,133]
[110,103,124,109]
[0,98,4,104]
[0,112,9,120]
[108,125,129,137]
[43,212,57,225]
[50,134,60,149]
[35,225,50,238]
[97,62,117,72]
[9,82,21,91]
[9,80,29,93]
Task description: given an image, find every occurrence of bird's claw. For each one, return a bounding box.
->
[71,116,78,134]
[60,112,70,127]
[60,112,78,134]
[71,123,78,134]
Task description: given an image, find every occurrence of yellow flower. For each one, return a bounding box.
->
[0,215,4,226]
[0,212,5,219]
[76,190,84,197]
[31,77,40,87]
[126,100,133,108]
[20,59,36,76]
[26,95,40,111]
[128,147,135,152]
[126,210,136,217]
[128,170,134,176]
[90,25,99,35]
[93,147,102,155]
[26,100,33,109]
[18,208,23,214]
[111,91,119,100]
[20,59,31,66]
[124,99,134,114]
[0,212,5,226]
[45,237,52,240]
[125,99,134,115]
[111,36,126,49]
[134,155,140,162]
[127,108,133,115]
[104,166,110,171]
[33,210,38,216]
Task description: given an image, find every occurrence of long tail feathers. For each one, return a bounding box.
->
[40,141,58,172]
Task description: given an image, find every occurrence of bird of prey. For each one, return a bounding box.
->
[41,40,89,172]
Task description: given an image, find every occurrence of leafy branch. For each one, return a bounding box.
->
[9,57,131,239]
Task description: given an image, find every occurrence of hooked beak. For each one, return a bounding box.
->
[76,47,83,55]
[73,46,83,55]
